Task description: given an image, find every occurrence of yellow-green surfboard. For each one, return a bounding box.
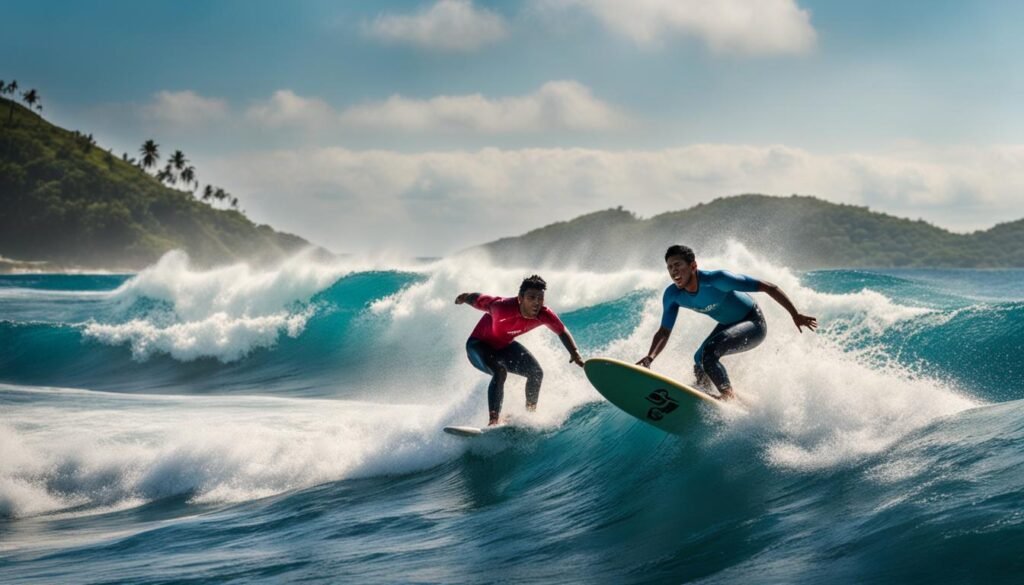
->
[583,357,721,434]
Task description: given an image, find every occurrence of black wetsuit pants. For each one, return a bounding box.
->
[465,338,543,416]
[693,305,767,392]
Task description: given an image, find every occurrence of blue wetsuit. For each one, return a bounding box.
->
[661,270,768,392]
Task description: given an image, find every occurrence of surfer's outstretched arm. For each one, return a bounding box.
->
[756,281,818,332]
[558,331,584,368]
[637,327,672,368]
[455,293,500,312]
[455,292,481,305]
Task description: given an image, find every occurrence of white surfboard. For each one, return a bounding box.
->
[443,425,486,437]
[443,424,521,437]
[583,357,722,435]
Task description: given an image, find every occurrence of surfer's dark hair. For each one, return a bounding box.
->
[519,275,547,295]
[665,245,695,263]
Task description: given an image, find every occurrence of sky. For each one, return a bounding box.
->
[4,0,1024,256]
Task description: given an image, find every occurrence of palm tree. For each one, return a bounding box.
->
[230,197,239,209]
[156,165,176,185]
[201,185,214,202]
[5,80,19,124]
[139,140,160,170]
[214,188,227,204]
[180,165,197,190]
[22,89,39,112]
[21,88,41,127]
[169,150,187,172]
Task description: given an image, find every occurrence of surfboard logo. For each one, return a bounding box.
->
[645,388,679,421]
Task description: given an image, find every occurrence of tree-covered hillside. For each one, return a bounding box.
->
[1,96,311,270]
[477,195,1024,269]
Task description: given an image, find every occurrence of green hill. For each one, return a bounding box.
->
[1,97,313,271]
[476,195,1024,269]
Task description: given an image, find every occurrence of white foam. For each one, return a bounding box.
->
[0,384,467,520]
[5,243,985,523]
[371,249,667,319]
[0,288,115,300]
[364,242,978,456]
[48,250,619,498]
[112,249,345,320]
[499,241,977,470]
[366,248,659,420]
[80,249,369,361]
[84,308,314,362]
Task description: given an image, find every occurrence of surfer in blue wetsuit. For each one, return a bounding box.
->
[637,245,817,401]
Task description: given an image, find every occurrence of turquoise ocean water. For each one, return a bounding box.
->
[1,248,1022,584]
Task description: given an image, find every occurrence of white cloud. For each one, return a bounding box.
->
[339,80,627,132]
[365,0,509,52]
[245,90,336,130]
[209,144,1024,256]
[140,91,228,127]
[241,82,625,133]
[542,0,816,55]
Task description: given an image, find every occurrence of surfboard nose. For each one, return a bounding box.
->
[584,357,719,435]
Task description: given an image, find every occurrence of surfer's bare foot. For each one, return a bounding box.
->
[525,402,537,412]
[692,365,714,392]
[488,411,500,426]
[717,388,736,401]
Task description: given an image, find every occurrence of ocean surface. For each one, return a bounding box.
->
[2,246,1022,584]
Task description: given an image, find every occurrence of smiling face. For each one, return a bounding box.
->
[666,254,698,290]
[518,288,545,319]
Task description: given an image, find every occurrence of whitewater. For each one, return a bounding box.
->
[2,244,1022,584]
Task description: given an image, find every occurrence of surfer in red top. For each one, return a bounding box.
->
[455,275,584,426]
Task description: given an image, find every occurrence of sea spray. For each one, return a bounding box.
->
[0,244,995,518]
[3,251,1023,584]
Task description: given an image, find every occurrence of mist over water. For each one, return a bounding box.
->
[2,246,1022,584]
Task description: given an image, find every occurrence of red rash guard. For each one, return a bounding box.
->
[468,295,567,349]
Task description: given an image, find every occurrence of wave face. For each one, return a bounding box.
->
[2,248,1023,584]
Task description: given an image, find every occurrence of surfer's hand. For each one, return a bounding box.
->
[636,356,653,368]
[570,352,585,368]
[794,313,818,332]
[454,293,469,304]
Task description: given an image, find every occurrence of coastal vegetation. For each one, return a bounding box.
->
[478,196,1024,269]
[1,80,310,270]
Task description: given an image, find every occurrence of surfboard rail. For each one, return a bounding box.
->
[583,357,720,435]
